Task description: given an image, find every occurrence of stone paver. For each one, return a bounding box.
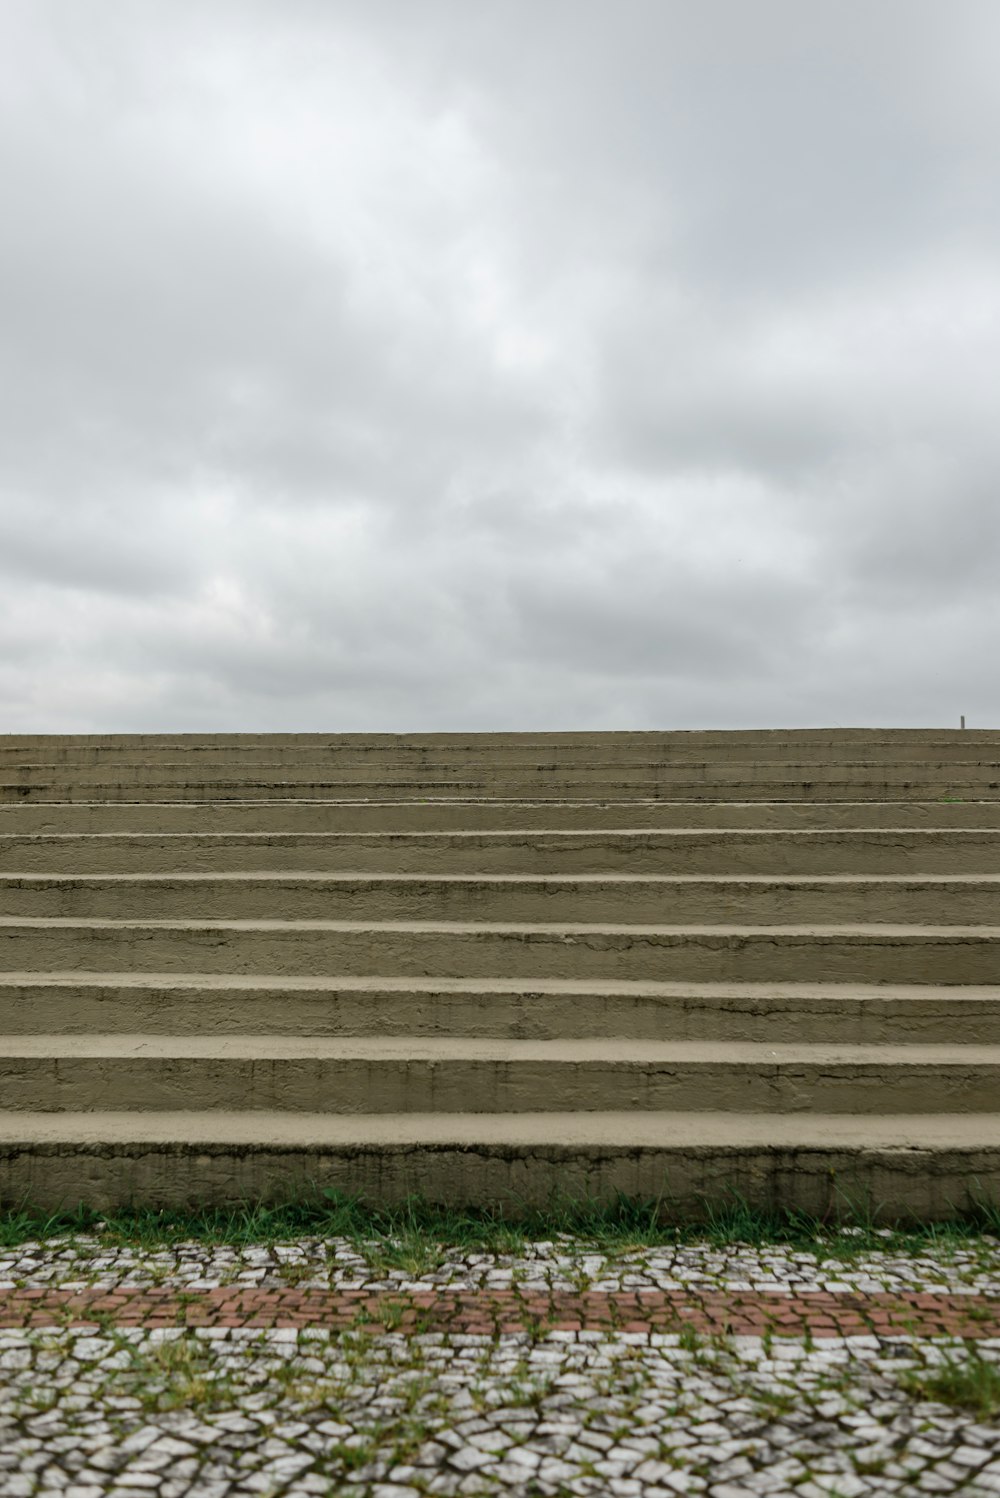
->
[0,1235,998,1495]
[4,1233,1000,1296]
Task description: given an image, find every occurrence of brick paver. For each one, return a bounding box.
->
[1,1283,997,1338]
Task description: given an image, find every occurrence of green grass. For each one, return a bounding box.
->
[0,1189,998,1261]
[901,1345,1000,1420]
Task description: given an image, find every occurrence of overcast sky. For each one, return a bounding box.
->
[1,1,998,731]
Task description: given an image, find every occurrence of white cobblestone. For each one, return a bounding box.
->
[0,1237,999,1494]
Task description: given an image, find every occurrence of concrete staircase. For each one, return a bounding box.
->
[1,729,999,1218]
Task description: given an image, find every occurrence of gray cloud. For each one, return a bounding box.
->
[0,0,997,730]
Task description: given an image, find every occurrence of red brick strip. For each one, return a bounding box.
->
[0,1287,997,1339]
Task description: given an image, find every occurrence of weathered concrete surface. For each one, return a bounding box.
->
[6,757,1000,786]
[2,871,999,924]
[3,1036,1000,1114]
[4,775,1000,803]
[1,975,999,1043]
[0,728,999,1211]
[2,726,998,747]
[1,916,998,982]
[3,827,1000,875]
[3,799,1000,832]
[0,1111,998,1220]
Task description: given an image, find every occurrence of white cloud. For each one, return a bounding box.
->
[0,0,997,730]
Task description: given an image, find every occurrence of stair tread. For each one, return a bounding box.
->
[4,1035,1000,1062]
[9,758,1000,769]
[5,792,999,802]
[7,763,993,771]
[5,826,1000,838]
[4,871,1000,883]
[2,915,998,935]
[3,1110,1000,1149]
[1,972,996,998]
[5,797,999,805]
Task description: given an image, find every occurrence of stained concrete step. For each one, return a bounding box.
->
[5,758,1000,789]
[3,801,998,834]
[2,872,999,925]
[1,918,998,982]
[4,746,999,771]
[3,827,999,875]
[2,975,998,1044]
[3,1036,1000,1114]
[8,734,822,751]
[4,779,999,804]
[7,757,1000,785]
[1,1109,995,1215]
[3,728,997,747]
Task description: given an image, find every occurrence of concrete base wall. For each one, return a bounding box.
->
[1,728,998,1216]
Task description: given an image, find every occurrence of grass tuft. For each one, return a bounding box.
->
[901,1345,1000,1420]
[0,1188,998,1260]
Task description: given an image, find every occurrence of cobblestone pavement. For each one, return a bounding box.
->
[0,1235,999,1496]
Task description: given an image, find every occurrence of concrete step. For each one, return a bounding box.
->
[3,1035,999,1114]
[3,777,999,803]
[7,756,1000,783]
[4,745,1000,771]
[2,872,999,924]
[3,801,1000,833]
[2,727,998,1215]
[1,917,998,982]
[1,1108,995,1215]
[2,974,997,1043]
[4,754,1000,781]
[3,728,997,748]
[3,828,999,874]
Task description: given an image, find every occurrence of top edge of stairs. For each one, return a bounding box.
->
[3,729,998,740]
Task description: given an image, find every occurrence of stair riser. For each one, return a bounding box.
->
[4,986,999,1043]
[3,831,1000,875]
[3,1057,998,1113]
[4,739,999,768]
[2,878,998,924]
[7,776,919,799]
[1,1136,995,1216]
[1,925,997,982]
[2,729,996,748]
[4,780,998,804]
[7,759,1000,785]
[3,802,999,832]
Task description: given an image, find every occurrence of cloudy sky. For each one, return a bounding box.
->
[1,1,998,731]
